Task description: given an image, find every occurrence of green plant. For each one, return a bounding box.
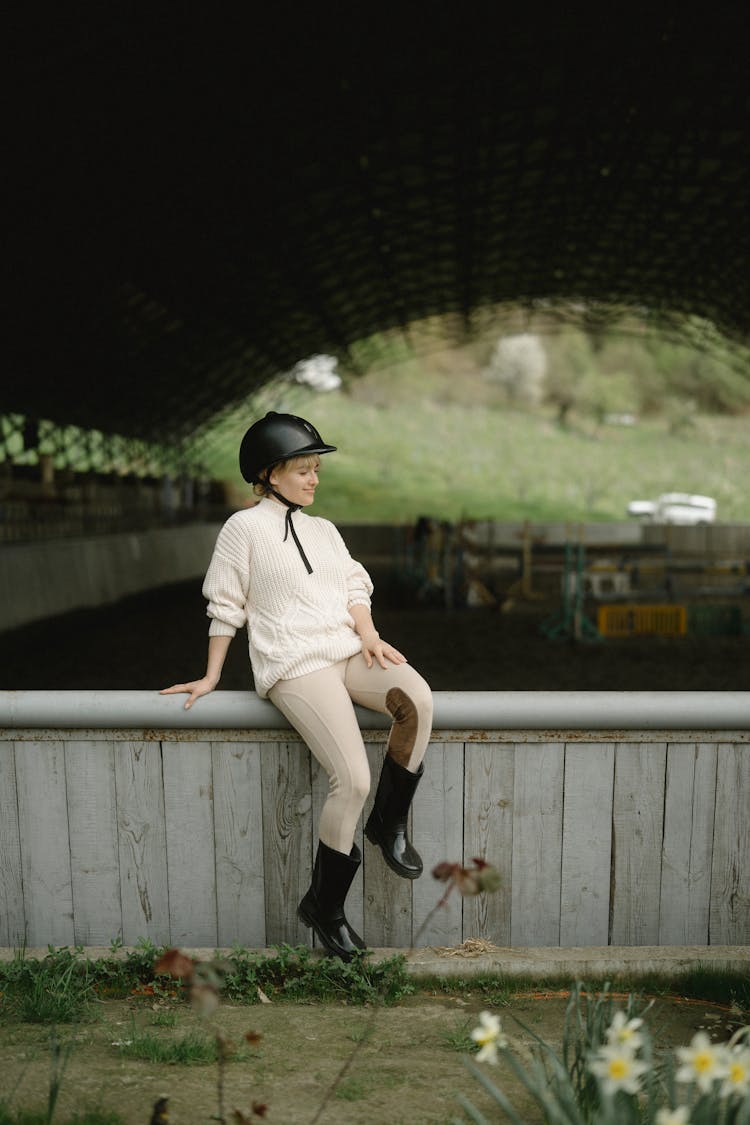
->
[116,1025,223,1066]
[0,950,95,1025]
[443,1022,478,1054]
[149,1009,178,1028]
[454,982,750,1124]
[0,1026,122,1125]
[334,1078,366,1102]
[0,1111,122,1125]
[222,944,412,1005]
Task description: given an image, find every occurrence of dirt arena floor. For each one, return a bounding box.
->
[1,576,747,692]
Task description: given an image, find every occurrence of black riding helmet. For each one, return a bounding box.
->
[239,411,337,484]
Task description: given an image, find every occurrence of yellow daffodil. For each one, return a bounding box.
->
[721,1044,750,1099]
[589,1044,649,1095]
[675,1032,729,1093]
[606,1011,645,1052]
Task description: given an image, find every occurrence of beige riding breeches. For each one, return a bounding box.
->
[268,655,433,854]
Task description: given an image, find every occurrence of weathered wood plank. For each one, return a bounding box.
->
[511,743,564,947]
[65,740,122,945]
[560,742,615,946]
[463,743,514,945]
[363,746,412,947]
[212,741,267,947]
[412,742,464,947]
[114,740,170,943]
[261,741,313,946]
[15,741,74,945]
[0,744,25,945]
[610,742,667,945]
[162,741,218,947]
[659,743,717,945]
[710,744,750,944]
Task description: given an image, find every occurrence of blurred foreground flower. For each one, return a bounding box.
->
[153,948,269,1121]
[655,1108,691,1125]
[470,1011,507,1065]
[432,858,502,896]
[154,948,194,979]
[588,1042,649,1095]
[676,1031,729,1093]
[459,985,750,1124]
[722,1043,750,1098]
[413,857,501,946]
[605,1010,644,1051]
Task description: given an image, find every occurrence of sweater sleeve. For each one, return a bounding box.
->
[325,522,374,609]
[202,518,251,636]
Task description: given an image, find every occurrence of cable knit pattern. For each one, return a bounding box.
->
[202,498,373,697]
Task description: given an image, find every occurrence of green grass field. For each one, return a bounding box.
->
[193,365,750,525]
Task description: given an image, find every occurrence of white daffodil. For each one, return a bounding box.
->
[721,1044,750,1099]
[655,1107,691,1125]
[606,1011,645,1052]
[470,1011,507,1065]
[588,1044,649,1095]
[675,1032,729,1093]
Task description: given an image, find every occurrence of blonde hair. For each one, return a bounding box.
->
[253,453,321,497]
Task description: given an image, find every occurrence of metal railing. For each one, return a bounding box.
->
[3,689,749,731]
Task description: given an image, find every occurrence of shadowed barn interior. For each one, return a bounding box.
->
[5,8,749,443]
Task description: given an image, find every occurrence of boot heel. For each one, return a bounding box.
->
[297,902,313,928]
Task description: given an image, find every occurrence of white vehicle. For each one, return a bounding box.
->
[626,492,716,525]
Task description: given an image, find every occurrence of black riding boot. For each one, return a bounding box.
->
[297,841,366,961]
[364,756,424,879]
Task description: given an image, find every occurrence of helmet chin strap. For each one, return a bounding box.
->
[268,487,314,574]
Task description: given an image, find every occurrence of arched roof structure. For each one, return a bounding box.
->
[6,8,749,444]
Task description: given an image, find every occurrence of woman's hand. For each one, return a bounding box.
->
[359,630,407,670]
[160,677,217,710]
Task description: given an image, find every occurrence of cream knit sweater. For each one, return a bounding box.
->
[202,498,373,697]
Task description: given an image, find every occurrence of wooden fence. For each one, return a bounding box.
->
[1,692,748,950]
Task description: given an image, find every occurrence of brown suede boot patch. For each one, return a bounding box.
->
[385,687,418,768]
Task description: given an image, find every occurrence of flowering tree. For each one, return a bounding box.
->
[484,333,547,406]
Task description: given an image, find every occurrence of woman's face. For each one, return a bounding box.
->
[269,456,320,507]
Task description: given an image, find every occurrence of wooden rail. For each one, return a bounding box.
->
[1,692,748,950]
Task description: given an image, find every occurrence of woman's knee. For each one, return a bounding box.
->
[332,760,370,809]
[384,679,432,766]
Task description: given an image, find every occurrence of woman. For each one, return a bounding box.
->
[161,411,433,960]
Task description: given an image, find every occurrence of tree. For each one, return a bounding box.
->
[484,334,547,406]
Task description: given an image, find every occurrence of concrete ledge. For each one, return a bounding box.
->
[2,945,748,980]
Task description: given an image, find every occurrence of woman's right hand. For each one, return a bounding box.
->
[160,677,217,710]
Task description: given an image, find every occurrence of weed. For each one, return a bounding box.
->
[415,969,750,1015]
[677,965,750,1016]
[334,1077,366,1101]
[149,1010,178,1028]
[442,1021,477,1053]
[222,944,413,1005]
[417,973,516,1008]
[0,945,184,1019]
[116,1025,224,1066]
[0,950,95,1024]
[0,1111,122,1125]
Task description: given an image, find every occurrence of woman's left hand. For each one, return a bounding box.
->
[360,631,407,669]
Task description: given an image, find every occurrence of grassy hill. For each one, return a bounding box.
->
[194,356,750,525]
